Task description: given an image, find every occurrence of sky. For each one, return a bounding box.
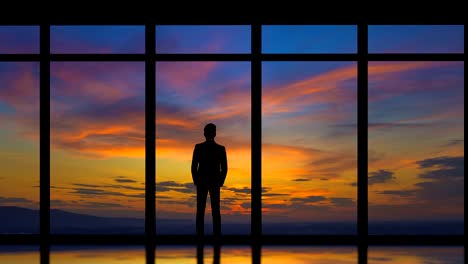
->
[0,25,464,234]
[0,25,464,54]
[156,25,251,53]
[0,26,39,54]
[50,62,146,221]
[262,61,357,226]
[263,26,357,53]
[51,26,145,54]
[0,62,39,212]
[368,61,464,225]
[368,25,464,53]
[156,61,251,229]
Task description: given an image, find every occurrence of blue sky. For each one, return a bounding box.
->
[156,25,251,53]
[368,25,464,53]
[262,25,357,53]
[51,26,145,53]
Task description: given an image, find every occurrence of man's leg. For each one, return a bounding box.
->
[196,185,208,240]
[209,186,221,238]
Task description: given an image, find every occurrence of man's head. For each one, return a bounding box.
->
[204,123,216,140]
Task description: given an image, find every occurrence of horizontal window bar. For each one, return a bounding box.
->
[0,54,40,61]
[0,235,40,245]
[2,18,465,25]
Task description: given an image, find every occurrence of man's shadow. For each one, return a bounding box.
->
[197,244,220,264]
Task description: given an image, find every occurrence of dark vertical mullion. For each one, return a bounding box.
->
[145,24,156,263]
[252,243,261,264]
[40,24,50,264]
[251,23,262,240]
[357,23,368,264]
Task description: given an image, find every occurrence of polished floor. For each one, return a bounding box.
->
[0,245,464,263]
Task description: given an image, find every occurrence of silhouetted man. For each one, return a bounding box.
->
[191,123,228,241]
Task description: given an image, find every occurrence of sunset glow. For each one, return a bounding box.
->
[368,61,464,229]
[0,246,463,263]
[0,25,464,235]
[156,61,251,233]
[262,62,357,231]
[50,62,145,225]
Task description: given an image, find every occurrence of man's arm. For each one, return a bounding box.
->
[191,145,199,185]
[220,146,228,187]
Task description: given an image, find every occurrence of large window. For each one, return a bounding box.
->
[0,22,464,263]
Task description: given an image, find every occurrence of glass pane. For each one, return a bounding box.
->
[262,25,357,53]
[155,246,251,263]
[51,26,145,54]
[262,246,356,263]
[0,26,39,54]
[156,25,251,53]
[0,246,39,263]
[156,61,251,234]
[51,246,144,263]
[369,247,464,264]
[369,61,464,234]
[262,62,357,234]
[0,62,39,234]
[369,25,464,53]
[51,62,145,234]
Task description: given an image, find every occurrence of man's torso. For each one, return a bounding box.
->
[195,140,225,186]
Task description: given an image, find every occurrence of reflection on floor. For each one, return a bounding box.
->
[262,246,356,263]
[368,247,464,264]
[52,246,145,264]
[156,245,251,263]
[0,245,464,263]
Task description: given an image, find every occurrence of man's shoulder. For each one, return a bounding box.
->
[196,141,211,148]
[215,142,225,150]
[197,141,225,149]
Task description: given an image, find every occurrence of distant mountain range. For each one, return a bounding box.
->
[0,206,142,234]
[0,206,463,235]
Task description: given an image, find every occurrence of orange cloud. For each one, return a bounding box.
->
[157,61,218,92]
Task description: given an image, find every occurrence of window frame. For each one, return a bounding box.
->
[0,21,464,264]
